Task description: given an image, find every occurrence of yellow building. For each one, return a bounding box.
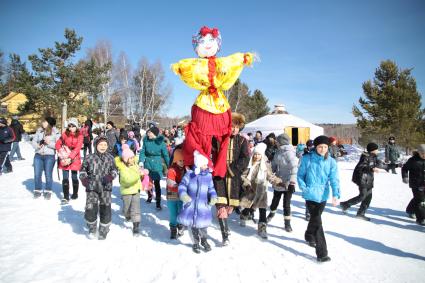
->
[0,92,40,132]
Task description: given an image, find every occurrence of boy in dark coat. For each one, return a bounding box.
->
[0,117,15,174]
[402,144,425,225]
[80,136,118,239]
[340,143,388,221]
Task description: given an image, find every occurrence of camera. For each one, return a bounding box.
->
[39,140,45,146]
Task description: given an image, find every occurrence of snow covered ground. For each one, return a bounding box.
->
[0,142,424,283]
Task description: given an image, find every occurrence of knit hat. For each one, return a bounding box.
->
[313,135,330,147]
[276,133,291,146]
[418,144,425,154]
[121,144,135,162]
[128,131,135,138]
[329,136,337,144]
[94,135,108,149]
[149,126,160,137]
[172,148,184,164]
[253,142,267,156]
[366,142,379,152]
[45,117,56,127]
[67,117,79,128]
[231,112,246,129]
[194,150,209,174]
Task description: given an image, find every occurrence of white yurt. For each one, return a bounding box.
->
[241,104,324,145]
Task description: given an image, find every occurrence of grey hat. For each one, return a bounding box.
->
[418,144,425,154]
[67,117,79,128]
[276,133,291,146]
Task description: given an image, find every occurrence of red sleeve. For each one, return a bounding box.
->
[68,133,83,159]
[167,167,177,182]
[9,127,16,142]
[55,134,65,150]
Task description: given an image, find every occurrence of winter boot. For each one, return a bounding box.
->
[416,219,425,226]
[284,217,293,232]
[355,214,371,221]
[170,225,178,239]
[257,222,268,239]
[146,191,153,203]
[61,180,70,204]
[191,228,201,254]
[98,223,110,240]
[33,189,42,199]
[240,214,248,227]
[200,237,212,252]
[43,190,52,200]
[156,201,162,211]
[340,202,349,214]
[407,213,416,219]
[317,256,331,263]
[133,222,140,236]
[177,224,185,237]
[218,218,230,246]
[266,211,276,223]
[71,180,79,200]
[87,221,97,239]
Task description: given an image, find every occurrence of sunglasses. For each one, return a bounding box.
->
[68,124,76,128]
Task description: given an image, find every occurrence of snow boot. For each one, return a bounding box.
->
[33,189,42,199]
[257,222,268,239]
[61,180,70,204]
[355,214,371,221]
[71,180,79,200]
[192,244,201,254]
[340,202,349,214]
[177,224,185,237]
[407,213,416,219]
[200,238,212,252]
[146,191,153,203]
[416,219,425,226]
[156,201,162,211]
[98,223,110,240]
[170,225,178,239]
[191,228,201,254]
[133,222,140,236]
[266,211,276,223]
[43,191,52,200]
[87,222,97,239]
[218,218,230,246]
[317,256,331,263]
[284,217,293,232]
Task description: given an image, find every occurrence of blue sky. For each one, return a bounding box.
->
[1,0,424,123]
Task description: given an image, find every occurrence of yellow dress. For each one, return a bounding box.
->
[172,52,254,114]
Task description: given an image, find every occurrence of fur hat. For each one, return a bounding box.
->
[232,112,246,129]
[149,126,160,137]
[194,150,209,174]
[276,133,291,146]
[417,144,425,154]
[366,142,379,152]
[67,117,79,128]
[121,144,135,162]
[172,148,184,164]
[253,142,267,156]
[313,135,330,147]
[44,117,56,127]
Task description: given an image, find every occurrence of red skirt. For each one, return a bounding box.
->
[183,105,232,178]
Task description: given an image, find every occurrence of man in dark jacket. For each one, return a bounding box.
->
[212,113,250,246]
[385,136,400,174]
[264,133,278,162]
[105,121,119,154]
[402,144,425,225]
[9,116,25,161]
[0,117,15,174]
[340,142,388,221]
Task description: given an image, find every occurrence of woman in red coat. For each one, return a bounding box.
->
[55,118,83,204]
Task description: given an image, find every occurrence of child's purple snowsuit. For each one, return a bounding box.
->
[177,169,217,229]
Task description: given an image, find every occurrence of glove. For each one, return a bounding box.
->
[102,174,114,186]
[287,184,296,193]
[402,178,408,184]
[81,178,89,188]
[138,162,144,168]
[209,197,218,206]
[181,194,192,203]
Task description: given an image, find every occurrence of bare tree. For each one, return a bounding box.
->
[113,51,133,120]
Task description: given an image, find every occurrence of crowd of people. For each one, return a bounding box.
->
[0,114,424,263]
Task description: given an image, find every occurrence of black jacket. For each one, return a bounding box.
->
[352,152,388,189]
[0,126,15,152]
[10,119,25,142]
[402,153,425,189]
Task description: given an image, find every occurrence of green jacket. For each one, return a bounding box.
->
[139,135,170,180]
[115,156,141,195]
[385,144,400,163]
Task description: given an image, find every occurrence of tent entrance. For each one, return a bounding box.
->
[284,127,310,145]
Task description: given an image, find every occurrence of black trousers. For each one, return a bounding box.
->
[84,191,112,225]
[411,188,425,221]
[305,201,327,258]
[343,186,372,215]
[83,143,92,158]
[270,190,293,216]
[0,151,12,172]
[148,179,162,204]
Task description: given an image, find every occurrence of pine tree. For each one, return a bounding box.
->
[353,60,425,151]
[242,89,270,122]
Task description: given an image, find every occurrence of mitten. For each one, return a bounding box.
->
[181,194,192,203]
[102,174,114,186]
[402,178,408,184]
[287,184,296,193]
[81,178,89,188]
[209,197,218,206]
[138,162,144,168]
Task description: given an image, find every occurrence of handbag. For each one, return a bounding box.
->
[57,137,72,167]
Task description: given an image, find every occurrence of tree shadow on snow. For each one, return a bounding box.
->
[327,231,425,261]
[22,179,63,200]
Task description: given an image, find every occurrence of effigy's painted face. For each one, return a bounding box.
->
[196,34,219,58]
